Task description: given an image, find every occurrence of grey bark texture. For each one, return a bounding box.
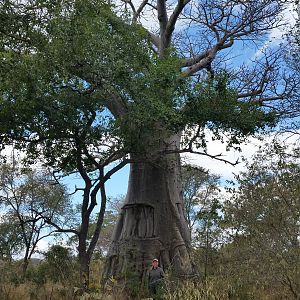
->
[103,134,194,282]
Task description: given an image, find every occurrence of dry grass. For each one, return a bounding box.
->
[0,260,296,300]
[0,279,294,300]
[0,282,77,300]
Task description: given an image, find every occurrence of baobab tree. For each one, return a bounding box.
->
[103,0,298,282]
[0,0,298,286]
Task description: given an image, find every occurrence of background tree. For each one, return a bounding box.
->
[0,0,147,287]
[0,0,299,286]
[181,165,223,278]
[182,165,220,238]
[87,211,118,258]
[0,215,23,261]
[68,196,123,259]
[193,197,224,280]
[92,196,123,257]
[43,244,77,285]
[0,162,72,278]
[284,1,300,133]
[222,142,300,298]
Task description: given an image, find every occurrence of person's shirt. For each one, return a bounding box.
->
[148,266,164,285]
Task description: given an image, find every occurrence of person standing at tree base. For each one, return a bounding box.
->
[148,258,165,299]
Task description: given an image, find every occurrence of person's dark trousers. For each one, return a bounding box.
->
[149,283,163,300]
[149,282,157,296]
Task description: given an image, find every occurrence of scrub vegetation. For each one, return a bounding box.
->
[0,0,300,299]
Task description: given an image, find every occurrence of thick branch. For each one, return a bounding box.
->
[43,217,78,235]
[182,46,218,76]
[182,38,233,76]
[165,0,191,46]
[106,93,128,118]
[181,49,210,67]
[87,168,107,259]
[157,0,168,55]
[85,158,128,217]
[157,0,168,33]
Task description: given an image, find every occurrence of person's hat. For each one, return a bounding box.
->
[152,258,158,262]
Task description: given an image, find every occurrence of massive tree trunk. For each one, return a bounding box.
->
[103,134,194,284]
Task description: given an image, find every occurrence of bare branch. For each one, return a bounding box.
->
[132,0,149,22]
[123,0,136,14]
[182,44,219,76]
[230,48,299,109]
[181,36,233,75]
[69,186,85,196]
[44,217,78,235]
[174,148,239,166]
[179,0,289,75]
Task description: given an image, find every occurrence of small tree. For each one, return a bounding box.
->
[182,165,220,238]
[43,244,77,284]
[0,216,23,261]
[223,142,300,298]
[181,165,223,278]
[0,1,145,287]
[0,162,72,278]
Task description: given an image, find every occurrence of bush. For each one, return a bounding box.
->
[43,245,79,284]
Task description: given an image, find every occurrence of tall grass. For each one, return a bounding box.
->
[0,259,297,299]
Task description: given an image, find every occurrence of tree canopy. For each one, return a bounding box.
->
[1,0,297,167]
[223,142,300,298]
[0,160,71,276]
[0,0,299,290]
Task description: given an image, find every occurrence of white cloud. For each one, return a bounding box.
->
[0,145,18,161]
[35,238,51,253]
[255,3,297,57]
[182,131,300,182]
[183,138,257,181]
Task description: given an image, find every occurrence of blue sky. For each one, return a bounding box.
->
[63,164,129,203]
[64,1,298,203]
[1,1,298,254]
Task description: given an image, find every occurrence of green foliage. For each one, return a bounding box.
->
[0,161,73,272]
[0,0,151,170]
[114,54,186,152]
[0,217,23,261]
[222,141,300,298]
[182,73,277,149]
[25,261,48,286]
[43,244,78,284]
[0,1,279,168]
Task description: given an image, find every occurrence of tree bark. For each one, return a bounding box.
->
[79,250,90,290]
[103,134,194,284]
[22,257,29,280]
